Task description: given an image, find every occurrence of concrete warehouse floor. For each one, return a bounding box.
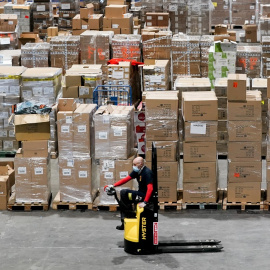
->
[0,159,270,270]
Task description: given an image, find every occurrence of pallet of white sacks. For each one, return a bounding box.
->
[52,192,97,210]
[7,192,52,211]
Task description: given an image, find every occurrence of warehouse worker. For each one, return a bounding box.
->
[104,156,153,230]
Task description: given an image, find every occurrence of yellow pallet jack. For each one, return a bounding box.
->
[107,143,223,255]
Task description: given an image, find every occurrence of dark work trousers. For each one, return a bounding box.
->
[119,189,145,222]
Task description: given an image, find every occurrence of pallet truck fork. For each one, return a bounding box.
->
[107,142,223,255]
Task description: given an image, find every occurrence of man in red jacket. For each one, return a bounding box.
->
[104,156,153,230]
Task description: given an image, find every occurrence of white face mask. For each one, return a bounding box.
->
[133,165,140,172]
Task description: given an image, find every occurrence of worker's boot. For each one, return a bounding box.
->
[116,220,124,230]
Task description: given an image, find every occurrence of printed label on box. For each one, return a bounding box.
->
[0,130,7,137]
[190,123,207,134]
[62,169,71,176]
[61,125,70,133]
[79,87,89,95]
[0,38,10,45]
[37,5,45,12]
[102,160,115,171]
[82,25,87,29]
[78,125,86,133]
[66,116,72,124]
[8,21,13,25]
[112,24,119,29]
[112,71,124,79]
[9,130,15,137]
[18,167,27,174]
[79,170,87,178]
[3,141,13,149]
[114,129,123,137]
[103,115,110,124]
[61,4,70,9]
[35,167,44,175]
[150,75,162,83]
[99,132,107,139]
[158,16,163,20]
[67,159,74,167]
[120,171,128,178]
[104,172,113,179]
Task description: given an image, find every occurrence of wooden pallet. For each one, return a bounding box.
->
[223,190,265,211]
[52,192,96,210]
[97,204,119,212]
[159,201,182,210]
[50,151,58,159]
[181,190,224,210]
[7,192,52,211]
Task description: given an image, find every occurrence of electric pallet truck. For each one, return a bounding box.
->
[106,142,223,255]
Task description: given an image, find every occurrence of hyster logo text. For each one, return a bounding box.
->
[142,217,147,240]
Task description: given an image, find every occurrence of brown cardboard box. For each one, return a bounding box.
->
[183,162,217,183]
[227,121,262,142]
[103,17,112,28]
[62,86,79,98]
[103,28,121,34]
[107,0,126,4]
[158,181,177,202]
[105,5,128,18]
[183,182,217,203]
[183,142,217,163]
[112,14,133,29]
[47,27,58,37]
[184,121,218,142]
[0,194,8,210]
[65,75,81,87]
[227,161,262,183]
[145,141,178,162]
[22,140,48,157]
[227,182,261,203]
[88,14,103,30]
[227,91,262,121]
[215,24,227,35]
[80,3,94,19]
[72,14,81,30]
[245,24,257,43]
[227,74,247,101]
[58,98,77,111]
[145,120,178,141]
[228,141,261,162]
[182,92,218,121]
[268,77,270,98]
[0,164,15,196]
[147,161,178,182]
[14,114,50,141]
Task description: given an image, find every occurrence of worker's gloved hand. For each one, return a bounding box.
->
[138,201,147,208]
[104,184,114,192]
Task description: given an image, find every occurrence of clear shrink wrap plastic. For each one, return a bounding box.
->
[21,43,50,68]
[14,154,51,203]
[94,105,134,160]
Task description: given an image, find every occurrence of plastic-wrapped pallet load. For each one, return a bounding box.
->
[172,33,201,80]
[266,77,270,201]
[145,91,179,203]
[182,91,218,203]
[32,1,53,40]
[21,43,50,68]
[80,30,114,66]
[111,34,141,62]
[142,59,170,91]
[261,36,270,78]
[227,90,262,203]
[14,141,51,203]
[50,36,80,74]
[0,50,21,66]
[140,0,163,26]
[200,35,214,78]
[211,0,230,26]
[4,3,32,36]
[0,66,27,152]
[231,0,256,26]
[236,45,261,78]
[57,99,97,202]
[208,40,237,88]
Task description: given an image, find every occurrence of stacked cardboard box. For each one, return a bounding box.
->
[231,0,256,26]
[134,110,145,155]
[145,12,170,28]
[259,16,270,42]
[103,5,133,34]
[0,162,15,210]
[72,4,103,35]
[214,76,250,155]
[267,76,270,200]
[21,43,50,68]
[50,36,80,73]
[172,33,201,80]
[142,59,170,91]
[0,14,17,32]
[251,78,267,156]
[186,0,211,35]
[0,50,21,66]
[0,66,26,152]
[94,105,134,160]
[63,64,102,103]
[163,0,187,34]
[261,36,270,77]
[211,0,230,26]
[32,0,53,39]
[57,99,97,202]
[236,45,261,78]
[14,141,51,203]
[227,90,262,203]
[111,34,141,62]
[208,41,237,88]
[4,2,32,36]
[58,0,80,31]
[142,30,172,60]
[80,30,114,66]
[140,0,163,25]
[145,91,179,202]
[182,91,218,203]
[200,35,215,78]
[0,14,18,50]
